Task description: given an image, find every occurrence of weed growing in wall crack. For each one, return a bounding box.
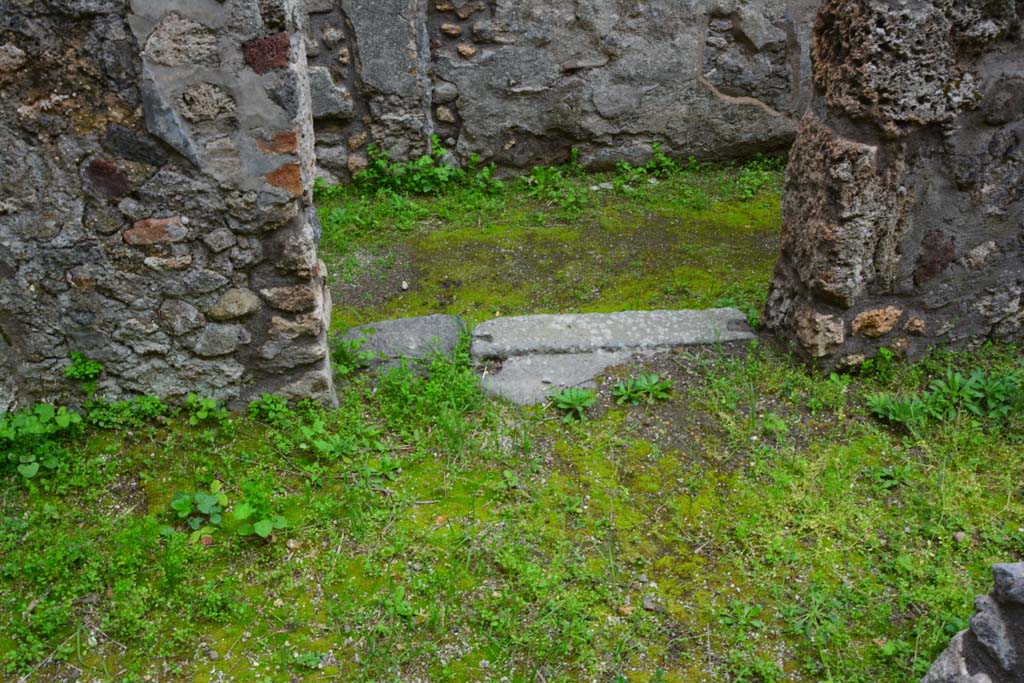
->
[65,352,103,396]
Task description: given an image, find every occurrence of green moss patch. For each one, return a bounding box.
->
[317,157,783,329]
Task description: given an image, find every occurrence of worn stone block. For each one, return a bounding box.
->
[193,323,251,357]
[159,299,205,336]
[207,287,261,320]
[145,13,219,67]
[179,83,236,123]
[259,284,320,312]
[308,66,354,119]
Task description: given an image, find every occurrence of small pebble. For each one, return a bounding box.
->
[642,595,663,612]
[953,531,967,543]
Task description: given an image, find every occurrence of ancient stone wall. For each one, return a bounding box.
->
[302,0,821,181]
[0,0,335,410]
[764,0,1024,366]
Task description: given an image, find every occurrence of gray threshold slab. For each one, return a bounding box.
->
[472,308,757,405]
[471,308,754,360]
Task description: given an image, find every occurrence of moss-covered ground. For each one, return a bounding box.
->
[3,154,1023,682]
[315,154,782,328]
[2,340,1023,682]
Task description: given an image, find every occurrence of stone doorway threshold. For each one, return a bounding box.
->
[340,309,756,405]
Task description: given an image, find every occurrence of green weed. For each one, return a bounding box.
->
[64,352,103,396]
[551,387,597,423]
[611,373,674,405]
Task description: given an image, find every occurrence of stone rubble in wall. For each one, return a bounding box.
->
[301,0,819,180]
[0,0,335,409]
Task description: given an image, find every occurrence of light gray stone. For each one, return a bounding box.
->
[203,227,236,253]
[471,309,754,359]
[179,83,236,123]
[342,314,466,369]
[158,299,205,336]
[207,288,261,321]
[260,284,322,313]
[143,13,219,67]
[433,81,459,104]
[193,324,251,358]
[992,563,1024,606]
[481,351,631,405]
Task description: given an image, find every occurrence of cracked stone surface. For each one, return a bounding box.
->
[472,309,756,404]
[480,351,633,405]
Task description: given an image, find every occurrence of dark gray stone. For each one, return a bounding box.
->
[140,63,201,166]
[993,563,1024,606]
[102,124,168,167]
[923,562,1024,683]
[969,595,1017,673]
[309,66,355,120]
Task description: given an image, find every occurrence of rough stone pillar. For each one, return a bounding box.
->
[764,0,1023,367]
[0,0,335,410]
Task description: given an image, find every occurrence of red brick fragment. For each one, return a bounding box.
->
[256,131,298,154]
[266,163,303,196]
[123,216,188,245]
